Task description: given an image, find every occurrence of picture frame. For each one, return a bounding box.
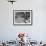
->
[13,10,33,26]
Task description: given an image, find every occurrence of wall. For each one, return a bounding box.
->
[0,0,46,42]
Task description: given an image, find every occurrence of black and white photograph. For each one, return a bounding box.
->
[13,10,32,25]
[0,0,46,46]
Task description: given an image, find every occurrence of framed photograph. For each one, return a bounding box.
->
[13,10,32,25]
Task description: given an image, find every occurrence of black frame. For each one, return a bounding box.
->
[13,10,33,26]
